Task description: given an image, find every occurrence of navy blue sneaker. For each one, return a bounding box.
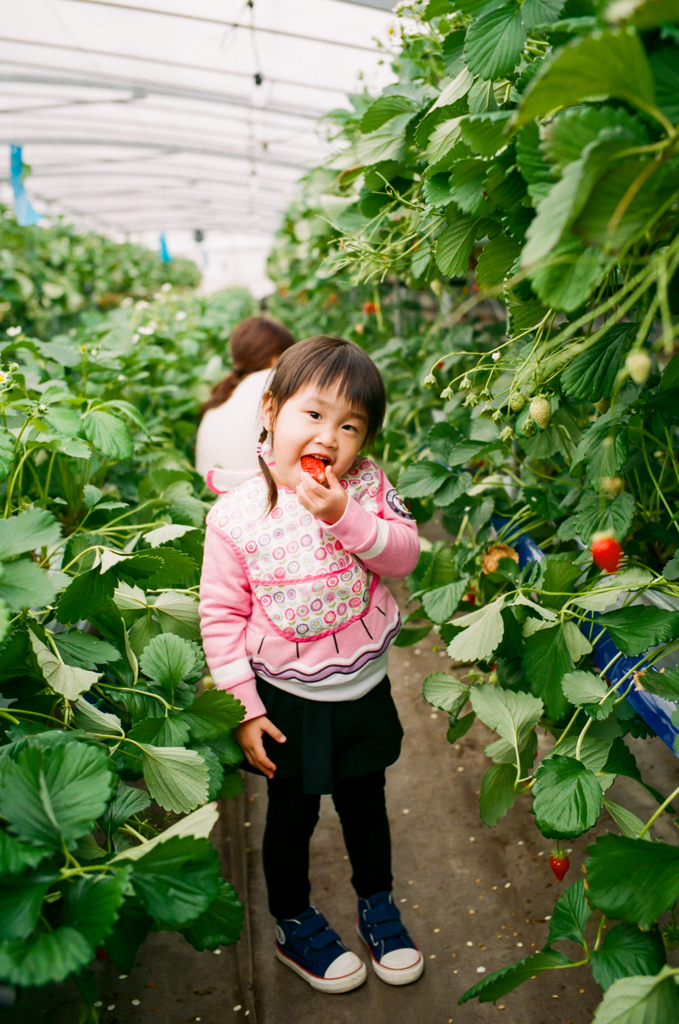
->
[275,905,366,993]
[357,892,424,985]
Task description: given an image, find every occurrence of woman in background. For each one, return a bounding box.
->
[196,316,295,487]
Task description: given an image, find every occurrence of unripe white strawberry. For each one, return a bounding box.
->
[509,392,525,412]
[601,476,624,496]
[626,350,652,385]
[529,396,551,429]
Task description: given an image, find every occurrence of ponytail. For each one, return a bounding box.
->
[258,427,278,514]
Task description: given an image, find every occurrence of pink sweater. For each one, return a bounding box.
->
[199,463,419,721]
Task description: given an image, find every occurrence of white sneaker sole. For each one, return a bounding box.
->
[356,924,425,986]
[275,945,367,994]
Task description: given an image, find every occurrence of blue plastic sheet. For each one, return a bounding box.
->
[10,145,40,227]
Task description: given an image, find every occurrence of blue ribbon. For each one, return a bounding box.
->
[159,231,171,263]
[10,145,40,226]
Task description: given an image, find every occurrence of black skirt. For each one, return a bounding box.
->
[243,675,403,795]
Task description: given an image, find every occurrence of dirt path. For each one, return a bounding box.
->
[16,584,679,1024]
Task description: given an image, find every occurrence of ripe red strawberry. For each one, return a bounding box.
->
[363,301,377,315]
[301,455,330,487]
[591,532,623,573]
[549,851,570,882]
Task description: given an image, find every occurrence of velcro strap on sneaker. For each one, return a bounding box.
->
[365,904,401,925]
[309,928,341,950]
[296,913,329,940]
[372,919,405,941]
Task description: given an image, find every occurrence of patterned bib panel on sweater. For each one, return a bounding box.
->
[207,458,382,642]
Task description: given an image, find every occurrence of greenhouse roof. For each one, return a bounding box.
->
[0,0,399,243]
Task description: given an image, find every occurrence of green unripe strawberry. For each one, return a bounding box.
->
[595,398,611,414]
[626,350,652,385]
[509,393,525,412]
[529,397,551,429]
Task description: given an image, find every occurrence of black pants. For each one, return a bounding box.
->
[262,769,392,920]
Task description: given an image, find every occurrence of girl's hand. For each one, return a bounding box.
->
[297,466,348,525]
[235,715,286,779]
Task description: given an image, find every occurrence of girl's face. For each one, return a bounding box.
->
[262,383,368,489]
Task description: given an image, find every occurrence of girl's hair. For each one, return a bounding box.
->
[199,316,295,418]
[258,335,387,512]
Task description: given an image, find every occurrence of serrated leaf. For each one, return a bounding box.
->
[476,234,521,290]
[356,121,409,166]
[0,926,93,987]
[73,696,123,736]
[529,234,607,313]
[143,523,197,547]
[603,797,652,841]
[448,599,506,661]
[423,672,470,714]
[459,112,512,157]
[139,633,197,693]
[586,834,679,930]
[0,741,114,850]
[459,949,572,1004]
[0,867,57,941]
[55,566,116,624]
[561,322,636,401]
[398,460,449,498]
[431,67,475,110]
[542,106,648,174]
[516,28,656,126]
[360,94,416,133]
[522,624,573,720]
[421,578,470,623]
[591,966,679,1023]
[114,803,219,862]
[83,409,133,460]
[479,762,516,825]
[548,880,591,945]
[52,630,120,669]
[29,632,100,699]
[469,683,543,765]
[183,689,246,741]
[426,117,464,165]
[464,4,527,80]
[448,159,491,216]
[562,670,609,707]
[521,0,565,28]
[436,217,479,277]
[0,508,61,560]
[126,835,220,929]
[101,782,152,836]
[0,831,50,875]
[139,744,210,814]
[181,877,243,951]
[597,606,679,657]
[532,754,603,838]
[62,868,131,947]
[571,491,635,545]
[0,560,60,612]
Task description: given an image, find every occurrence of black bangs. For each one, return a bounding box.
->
[266,336,386,444]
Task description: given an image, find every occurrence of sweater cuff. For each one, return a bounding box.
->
[213,675,266,722]
[323,494,379,554]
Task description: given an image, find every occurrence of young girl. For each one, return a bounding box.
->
[199,336,423,994]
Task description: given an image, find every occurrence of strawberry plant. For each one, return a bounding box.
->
[0,248,254,1017]
[266,0,679,1016]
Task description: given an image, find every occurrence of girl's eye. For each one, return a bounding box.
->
[308,411,321,420]
[343,424,357,433]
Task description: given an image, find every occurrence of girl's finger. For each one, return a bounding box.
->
[263,721,287,743]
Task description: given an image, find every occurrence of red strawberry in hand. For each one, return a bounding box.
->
[591,533,623,573]
[549,851,570,882]
[301,455,330,488]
